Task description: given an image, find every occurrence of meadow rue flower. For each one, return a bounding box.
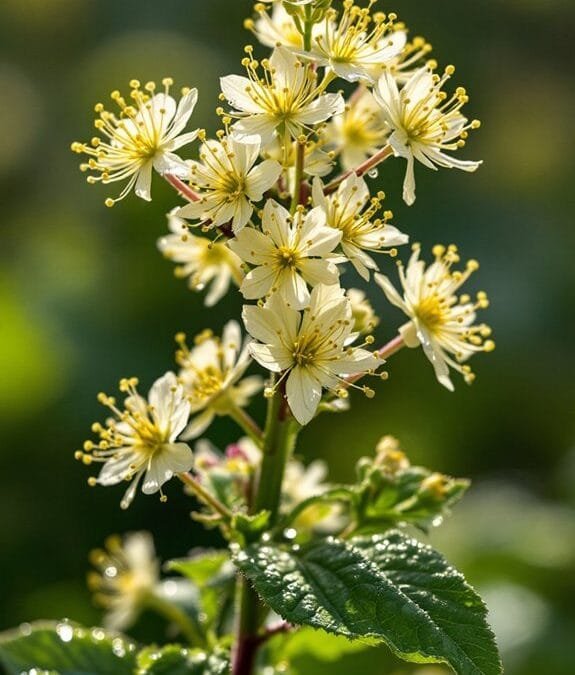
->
[177,322,263,439]
[243,284,381,425]
[304,1,406,82]
[324,87,389,170]
[71,78,199,205]
[76,373,193,509]
[219,46,344,149]
[373,64,482,205]
[247,2,305,49]
[347,288,379,335]
[375,244,495,391]
[88,532,159,631]
[158,210,244,306]
[229,199,341,309]
[312,174,408,280]
[175,134,282,233]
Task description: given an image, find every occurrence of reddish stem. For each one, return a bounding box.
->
[324,145,394,195]
[163,173,200,202]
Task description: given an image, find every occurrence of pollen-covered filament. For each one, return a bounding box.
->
[402,66,481,149]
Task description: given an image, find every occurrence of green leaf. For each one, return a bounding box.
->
[136,644,230,674]
[166,551,234,633]
[0,621,137,675]
[166,551,229,587]
[232,532,502,675]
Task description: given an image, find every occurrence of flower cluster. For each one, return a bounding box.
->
[72,0,493,511]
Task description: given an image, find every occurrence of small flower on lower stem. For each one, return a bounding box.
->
[243,284,382,425]
[373,64,482,205]
[71,78,199,205]
[76,373,193,509]
[375,244,495,390]
[88,532,159,631]
[158,210,244,306]
[312,174,408,280]
[229,199,342,309]
[176,322,263,439]
[175,134,282,234]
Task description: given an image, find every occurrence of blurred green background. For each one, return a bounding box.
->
[0,0,574,673]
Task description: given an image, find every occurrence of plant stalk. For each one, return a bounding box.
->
[231,389,300,675]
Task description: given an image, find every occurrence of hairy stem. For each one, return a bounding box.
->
[232,389,300,675]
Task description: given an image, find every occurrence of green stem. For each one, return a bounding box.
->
[290,139,306,214]
[145,592,205,647]
[303,6,313,51]
[228,405,264,448]
[178,472,233,521]
[232,389,301,675]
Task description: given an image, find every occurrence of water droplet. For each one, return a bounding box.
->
[56,621,74,643]
[431,515,444,527]
[283,528,297,540]
[112,638,126,657]
[262,532,271,542]
[91,628,105,641]
[368,168,379,179]
[19,622,32,637]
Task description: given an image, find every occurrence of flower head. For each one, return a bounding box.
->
[158,210,243,306]
[324,87,389,170]
[373,65,482,205]
[88,532,159,630]
[243,284,381,425]
[229,199,341,309]
[177,322,262,438]
[71,79,199,205]
[375,244,495,390]
[176,134,282,233]
[247,2,305,49]
[312,174,408,279]
[220,46,344,149]
[305,1,406,82]
[76,372,192,509]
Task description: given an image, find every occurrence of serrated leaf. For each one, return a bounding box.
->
[136,644,230,674]
[0,621,137,675]
[232,532,502,675]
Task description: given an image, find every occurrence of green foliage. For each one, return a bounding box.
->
[232,531,501,674]
[0,621,137,675]
[166,551,234,635]
[136,644,230,674]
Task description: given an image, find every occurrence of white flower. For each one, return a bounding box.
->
[220,46,344,148]
[177,321,262,438]
[77,373,193,509]
[175,135,282,233]
[373,65,482,205]
[158,210,244,306]
[305,2,406,82]
[347,288,379,335]
[88,532,159,630]
[312,174,408,280]
[243,284,381,425]
[229,199,341,309]
[248,2,305,49]
[71,78,199,205]
[375,244,495,391]
[323,87,389,170]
